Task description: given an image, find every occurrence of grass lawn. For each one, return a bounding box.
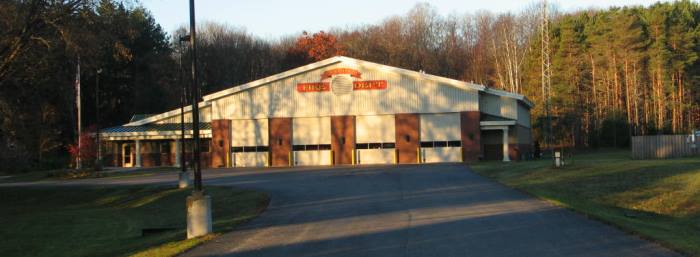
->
[470,149,700,256]
[0,167,179,183]
[0,185,269,257]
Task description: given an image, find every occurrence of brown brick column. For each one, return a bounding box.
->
[142,153,157,167]
[269,117,292,166]
[395,113,420,164]
[211,119,232,168]
[460,111,481,162]
[331,116,355,165]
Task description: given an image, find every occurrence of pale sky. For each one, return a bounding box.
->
[140,0,665,39]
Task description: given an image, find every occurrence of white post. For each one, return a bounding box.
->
[502,127,511,162]
[175,140,182,167]
[135,140,142,167]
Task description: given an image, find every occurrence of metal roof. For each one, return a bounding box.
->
[129,114,157,122]
[127,56,533,127]
[101,123,211,133]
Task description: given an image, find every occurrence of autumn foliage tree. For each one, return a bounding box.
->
[67,125,97,169]
[286,31,345,66]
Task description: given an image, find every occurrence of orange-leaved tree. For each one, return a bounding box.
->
[287,31,345,66]
[67,125,98,169]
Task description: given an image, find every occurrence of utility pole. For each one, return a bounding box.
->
[189,0,202,192]
[541,0,553,157]
[186,0,212,239]
[178,35,191,189]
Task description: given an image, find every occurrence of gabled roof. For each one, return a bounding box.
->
[201,56,488,101]
[126,56,533,127]
[201,56,532,106]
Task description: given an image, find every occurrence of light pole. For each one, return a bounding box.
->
[178,35,191,189]
[186,0,212,239]
[95,68,102,170]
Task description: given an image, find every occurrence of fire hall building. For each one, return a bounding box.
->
[100,56,533,168]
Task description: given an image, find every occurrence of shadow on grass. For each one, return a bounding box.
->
[0,185,268,257]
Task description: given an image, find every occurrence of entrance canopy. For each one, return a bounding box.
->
[101,122,212,141]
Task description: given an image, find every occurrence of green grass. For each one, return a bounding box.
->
[470,149,700,256]
[0,186,269,257]
[0,167,180,183]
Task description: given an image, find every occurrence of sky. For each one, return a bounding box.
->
[140,0,665,39]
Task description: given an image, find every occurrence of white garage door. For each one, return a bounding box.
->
[231,119,269,167]
[420,113,462,163]
[356,115,396,164]
[293,117,331,166]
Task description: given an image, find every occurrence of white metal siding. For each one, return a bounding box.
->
[357,149,395,164]
[211,62,479,120]
[355,115,395,143]
[231,119,268,146]
[233,152,268,167]
[422,148,462,163]
[479,93,517,120]
[292,117,331,145]
[517,103,531,128]
[294,150,332,166]
[516,125,532,144]
[420,113,461,141]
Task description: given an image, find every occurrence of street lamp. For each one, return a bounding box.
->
[178,35,191,189]
[95,68,102,171]
[186,0,212,239]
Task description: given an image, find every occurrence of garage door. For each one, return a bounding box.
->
[420,113,462,163]
[356,115,395,164]
[293,117,332,166]
[231,119,269,167]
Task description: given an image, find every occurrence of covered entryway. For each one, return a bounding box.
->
[355,115,396,164]
[231,119,269,167]
[420,113,462,163]
[480,120,515,162]
[292,117,332,166]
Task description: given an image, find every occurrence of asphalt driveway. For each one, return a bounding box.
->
[175,164,680,257]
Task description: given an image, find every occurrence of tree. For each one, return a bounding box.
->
[287,31,345,66]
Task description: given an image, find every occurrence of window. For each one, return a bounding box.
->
[434,141,447,147]
[232,146,270,153]
[356,142,395,149]
[382,143,395,149]
[420,141,462,148]
[291,144,332,151]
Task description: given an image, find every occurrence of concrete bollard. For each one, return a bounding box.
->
[178,172,190,189]
[186,192,212,239]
